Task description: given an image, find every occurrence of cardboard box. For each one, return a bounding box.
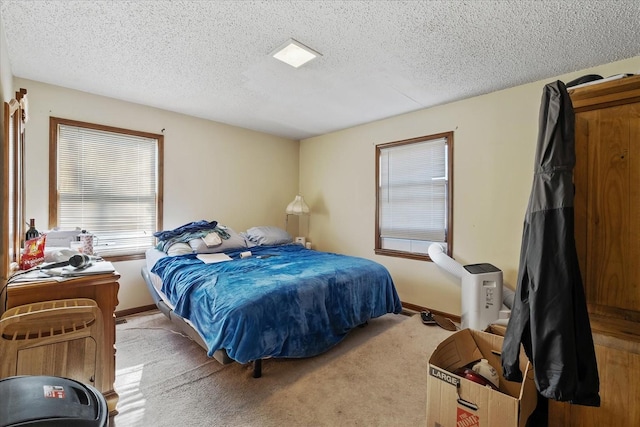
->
[426,329,537,427]
[484,323,507,336]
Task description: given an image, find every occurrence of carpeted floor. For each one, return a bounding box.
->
[111,310,454,426]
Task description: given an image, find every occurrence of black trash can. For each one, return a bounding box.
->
[0,375,108,427]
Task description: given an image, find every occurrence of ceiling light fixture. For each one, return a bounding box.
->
[272,38,321,68]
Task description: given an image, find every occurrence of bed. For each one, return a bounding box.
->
[142,223,402,377]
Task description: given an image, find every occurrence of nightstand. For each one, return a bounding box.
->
[6,272,120,415]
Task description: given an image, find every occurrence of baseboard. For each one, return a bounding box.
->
[401,301,461,324]
[116,302,461,325]
[115,304,157,319]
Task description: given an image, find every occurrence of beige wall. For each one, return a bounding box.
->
[300,56,640,316]
[0,16,11,102]
[17,78,300,311]
[1,17,12,288]
[6,54,640,314]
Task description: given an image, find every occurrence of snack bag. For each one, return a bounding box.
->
[20,235,46,270]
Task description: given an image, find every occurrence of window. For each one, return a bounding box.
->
[375,132,453,260]
[49,117,163,260]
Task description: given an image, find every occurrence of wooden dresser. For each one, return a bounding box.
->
[6,272,120,415]
[548,75,640,426]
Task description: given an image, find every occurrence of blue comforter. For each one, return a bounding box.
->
[151,244,402,363]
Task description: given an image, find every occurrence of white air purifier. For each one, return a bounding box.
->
[428,243,507,330]
[461,263,503,330]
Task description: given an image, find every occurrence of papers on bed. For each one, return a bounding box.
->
[197,253,233,264]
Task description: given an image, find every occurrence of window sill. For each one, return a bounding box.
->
[374,248,430,261]
[101,252,146,263]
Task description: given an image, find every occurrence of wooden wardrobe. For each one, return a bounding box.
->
[548,75,640,426]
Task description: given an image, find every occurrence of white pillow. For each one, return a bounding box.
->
[167,242,193,256]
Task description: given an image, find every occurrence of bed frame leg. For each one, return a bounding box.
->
[253,359,262,378]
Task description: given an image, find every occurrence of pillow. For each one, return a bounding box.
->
[201,232,222,247]
[167,242,193,256]
[189,227,248,253]
[243,226,292,246]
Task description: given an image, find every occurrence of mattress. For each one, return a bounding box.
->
[148,244,402,364]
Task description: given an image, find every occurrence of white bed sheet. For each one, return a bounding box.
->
[145,247,173,310]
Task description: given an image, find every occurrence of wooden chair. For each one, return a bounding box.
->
[0,298,104,391]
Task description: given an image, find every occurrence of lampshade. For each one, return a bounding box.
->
[285,195,310,215]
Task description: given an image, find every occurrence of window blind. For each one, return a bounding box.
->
[8,112,16,261]
[57,124,158,257]
[379,137,447,243]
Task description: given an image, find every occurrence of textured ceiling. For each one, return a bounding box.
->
[1,1,639,140]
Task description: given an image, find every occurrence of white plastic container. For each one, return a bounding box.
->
[472,358,499,388]
[78,230,95,255]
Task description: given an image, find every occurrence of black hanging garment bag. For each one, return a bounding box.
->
[501,80,600,407]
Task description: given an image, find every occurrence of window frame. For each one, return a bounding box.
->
[48,117,163,261]
[375,131,454,261]
[2,89,27,276]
